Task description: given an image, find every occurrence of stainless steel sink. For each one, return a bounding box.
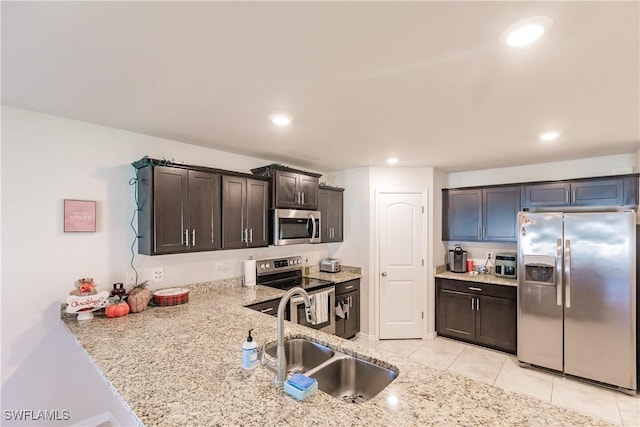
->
[265,338,334,375]
[307,356,398,403]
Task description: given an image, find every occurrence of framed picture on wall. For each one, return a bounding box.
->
[64,199,96,232]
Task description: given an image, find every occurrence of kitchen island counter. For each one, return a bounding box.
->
[62,281,606,426]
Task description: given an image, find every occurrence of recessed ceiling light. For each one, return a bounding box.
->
[500,16,553,47]
[270,114,292,127]
[539,130,560,141]
[387,157,399,165]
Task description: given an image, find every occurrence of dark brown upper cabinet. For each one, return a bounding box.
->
[251,164,321,210]
[136,165,221,255]
[522,176,638,208]
[318,186,344,242]
[221,175,269,249]
[443,186,521,243]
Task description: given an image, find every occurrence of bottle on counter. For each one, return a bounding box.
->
[242,329,258,370]
[303,257,310,276]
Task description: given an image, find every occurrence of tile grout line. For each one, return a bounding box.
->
[492,356,509,387]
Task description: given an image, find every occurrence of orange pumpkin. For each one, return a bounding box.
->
[105,302,130,318]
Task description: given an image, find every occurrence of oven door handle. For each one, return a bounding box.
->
[307,213,317,241]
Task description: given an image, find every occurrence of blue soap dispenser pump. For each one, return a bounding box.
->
[242,329,258,370]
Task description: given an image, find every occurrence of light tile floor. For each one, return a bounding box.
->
[354,335,640,426]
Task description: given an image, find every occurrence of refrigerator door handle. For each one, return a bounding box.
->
[556,238,563,306]
[564,239,571,308]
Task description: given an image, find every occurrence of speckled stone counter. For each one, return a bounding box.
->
[305,265,361,283]
[61,280,609,426]
[435,270,518,287]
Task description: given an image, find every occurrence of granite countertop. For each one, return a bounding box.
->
[304,265,362,283]
[61,280,608,427]
[435,270,518,287]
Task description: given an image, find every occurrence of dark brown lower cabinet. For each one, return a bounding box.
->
[335,279,360,339]
[436,278,516,353]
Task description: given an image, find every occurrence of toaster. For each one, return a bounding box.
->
[320,258,341,273]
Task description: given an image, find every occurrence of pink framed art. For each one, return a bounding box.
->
[64,199,96,232]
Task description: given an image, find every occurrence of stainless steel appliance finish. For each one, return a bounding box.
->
[271,209,321,246]
[320,258,341,273]
[255,256,336,335]
[518,211,637,391]
[448,244,468,273]
[494,252,517,278]
[290,287,336,335]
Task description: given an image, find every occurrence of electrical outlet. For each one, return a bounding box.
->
[152,267,164,281]
[126,272,136,286]
[215,262,224,273]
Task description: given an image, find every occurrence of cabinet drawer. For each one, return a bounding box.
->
[336,279,360,295]
[245,298,281,316]
[437,278,515,300]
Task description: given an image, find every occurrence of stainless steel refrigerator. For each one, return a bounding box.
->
[517,210,637,391]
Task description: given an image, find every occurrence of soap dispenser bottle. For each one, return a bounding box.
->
[242,329,258,370]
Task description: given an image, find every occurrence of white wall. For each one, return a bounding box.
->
[1,107,331,425]
[448,153,637,188]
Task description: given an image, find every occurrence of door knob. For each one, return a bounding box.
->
[381,272,387,277]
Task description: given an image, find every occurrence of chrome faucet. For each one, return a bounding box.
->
[261,287,316,385]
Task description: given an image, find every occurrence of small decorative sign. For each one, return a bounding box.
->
[64,199,96,232]
[66,291,110,320]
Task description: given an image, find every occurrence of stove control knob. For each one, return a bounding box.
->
[260,263,265,269]
[266,263,270,269]
[296,259,301,264]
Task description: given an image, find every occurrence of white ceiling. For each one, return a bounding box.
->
[2,1,639,173]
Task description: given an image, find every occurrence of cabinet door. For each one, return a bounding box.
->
[570,179,623,206]
[483,186,520,242]
[334,293,348,338]
[445,189,482,241]
[246,179,269,247]
[327,190,343,241]
[299,174,319,209]
[188,171,221,251]
[274,170,299,208]
[343,290,360,339]
[437,290,475,340]
[154,166,189,254]
[523,183,570,207]
[221,175,246,249]
[475,294,516,353]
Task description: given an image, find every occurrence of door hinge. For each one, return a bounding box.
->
[422,259,424,266]
[421,311,424,319]
[422,205,424,214]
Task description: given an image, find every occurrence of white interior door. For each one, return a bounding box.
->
[378,191,425,339]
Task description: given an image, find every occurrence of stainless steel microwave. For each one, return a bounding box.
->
[271,209,321,245]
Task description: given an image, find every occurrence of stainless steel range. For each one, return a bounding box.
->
[256,256,336,334]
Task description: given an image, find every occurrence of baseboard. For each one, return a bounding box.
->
[355,332,376,341]
[425,331,437,340]
[71,411,118,427]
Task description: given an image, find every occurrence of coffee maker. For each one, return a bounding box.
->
[448,244,468,273]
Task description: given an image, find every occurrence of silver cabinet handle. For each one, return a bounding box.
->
[478,227,481,239]
[184,229,189,246]
[192,229,196,246]
[572,190,576,204]
[260,307,274,313]
[345,285,353,290]
[483,227,486,239]
[565,239,571,308]
[471,298,474,310]
[249,228,253,243]
[381,272,387,277]
[348,296,353,308]
[565,190,569,204]
[556,238,563,306]
[302,192,305,205]
[477,298,480,311]
[242,228,248,243]
[468,287,482,291]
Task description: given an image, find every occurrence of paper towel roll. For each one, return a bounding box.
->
[243,259,256,287]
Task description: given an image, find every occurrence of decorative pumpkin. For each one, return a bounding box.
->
[127,281,152,313]
[105,302,130,318]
